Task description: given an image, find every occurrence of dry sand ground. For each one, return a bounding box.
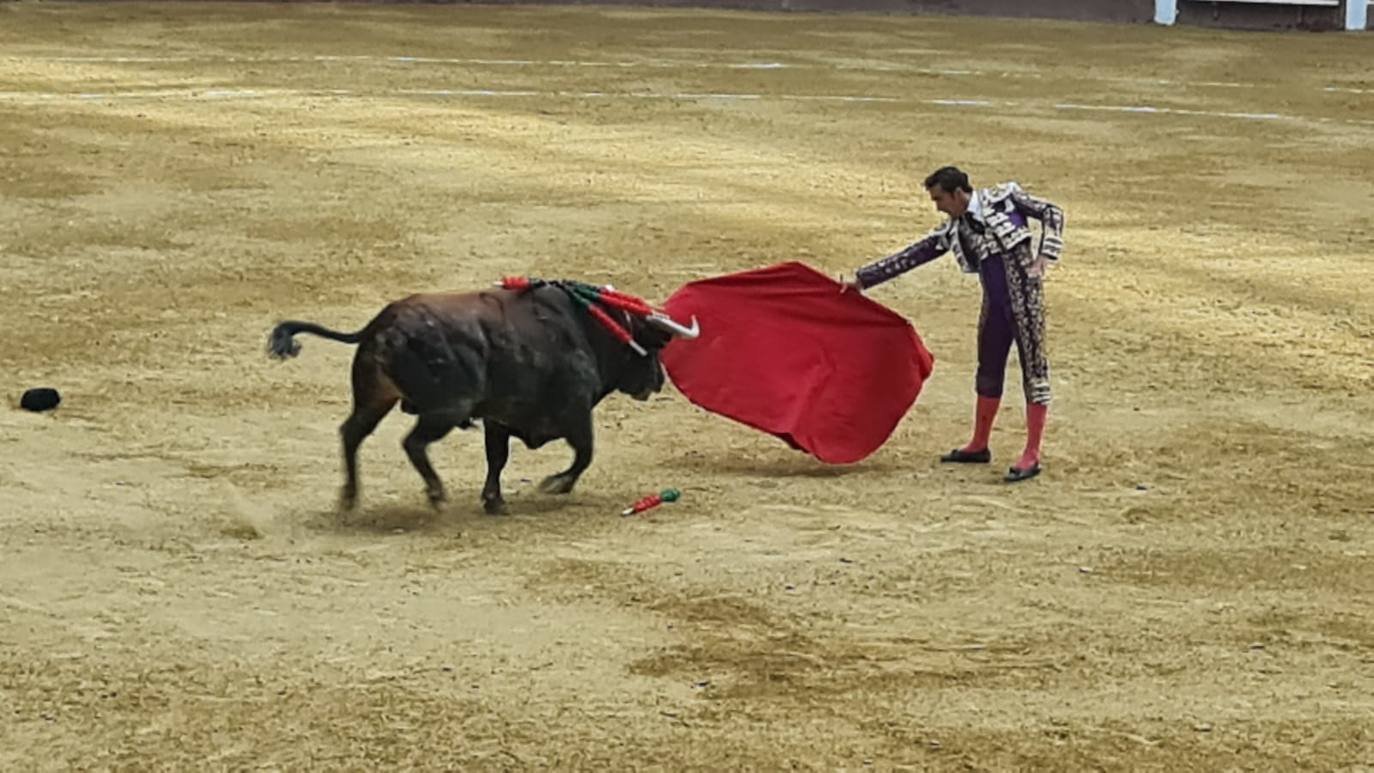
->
[2,3,1373,769]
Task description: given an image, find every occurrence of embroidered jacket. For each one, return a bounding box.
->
[855,182,1065,289]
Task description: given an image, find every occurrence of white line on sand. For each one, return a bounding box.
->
[0,88,1362,128]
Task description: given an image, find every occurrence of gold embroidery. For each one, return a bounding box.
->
[1003,243,1052,405]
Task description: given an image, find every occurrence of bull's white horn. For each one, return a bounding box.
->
[648,312,700,339]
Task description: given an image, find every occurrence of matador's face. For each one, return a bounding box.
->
[928,185,970,219]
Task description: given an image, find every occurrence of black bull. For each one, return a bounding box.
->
[267,284,698,514]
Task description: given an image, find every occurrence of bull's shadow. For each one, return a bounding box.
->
[313,503,445,534]
[312,489,625,533]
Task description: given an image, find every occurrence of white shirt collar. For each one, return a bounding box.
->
[965,189,985,223]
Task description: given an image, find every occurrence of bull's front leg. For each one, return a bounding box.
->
[482,422,512,515]
[539,412,593,495]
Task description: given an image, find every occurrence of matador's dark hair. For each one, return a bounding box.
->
[923,166,972,194]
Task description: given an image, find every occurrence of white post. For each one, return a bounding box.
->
[1346,0,1368,31]
[1155,0,1178,25]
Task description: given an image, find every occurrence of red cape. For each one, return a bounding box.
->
[660,261,935,464]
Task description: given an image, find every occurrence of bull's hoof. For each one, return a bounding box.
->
[482,496,507,516]
[538,474,576,495]
[426,488,447,511]
[339,487,358,512]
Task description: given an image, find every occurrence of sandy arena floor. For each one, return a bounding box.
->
[2,2,1372,769]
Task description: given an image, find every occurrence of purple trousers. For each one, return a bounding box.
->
[975,249,1051,405]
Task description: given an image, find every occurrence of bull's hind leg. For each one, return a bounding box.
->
[403,415,458,510]
[539,413,594,495]
[340,399,397,511]
[340,358,398,511]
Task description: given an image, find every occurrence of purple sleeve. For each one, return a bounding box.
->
[1009,189,1065,262]
[855,230,949,289]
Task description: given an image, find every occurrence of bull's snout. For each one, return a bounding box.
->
[632,372,664,401]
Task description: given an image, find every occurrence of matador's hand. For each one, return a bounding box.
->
[1027,255,1050,279]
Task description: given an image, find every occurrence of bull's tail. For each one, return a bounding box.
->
[267,320,364,360]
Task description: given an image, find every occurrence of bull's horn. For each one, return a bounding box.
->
[647,312,700,339]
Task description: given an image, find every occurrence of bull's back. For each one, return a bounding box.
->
[367,287,587,414]
[392,289,571,338]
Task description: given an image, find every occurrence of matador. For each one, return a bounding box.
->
[845,166,1065,482]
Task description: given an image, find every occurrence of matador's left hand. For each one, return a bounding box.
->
[1028,255,1050,279]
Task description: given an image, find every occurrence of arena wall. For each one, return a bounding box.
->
[383,0,1157,23]
[27,0,1372,30]
[1173,0,1357,31]
[486,0,1370,30]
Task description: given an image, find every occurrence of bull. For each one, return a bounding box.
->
[266,281,698,514]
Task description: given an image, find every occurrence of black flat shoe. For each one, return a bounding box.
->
[1005,463,1041,483]
[940,448,991,464]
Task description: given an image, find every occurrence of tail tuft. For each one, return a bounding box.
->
[267,323,303,359]
[265,319,363,359]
